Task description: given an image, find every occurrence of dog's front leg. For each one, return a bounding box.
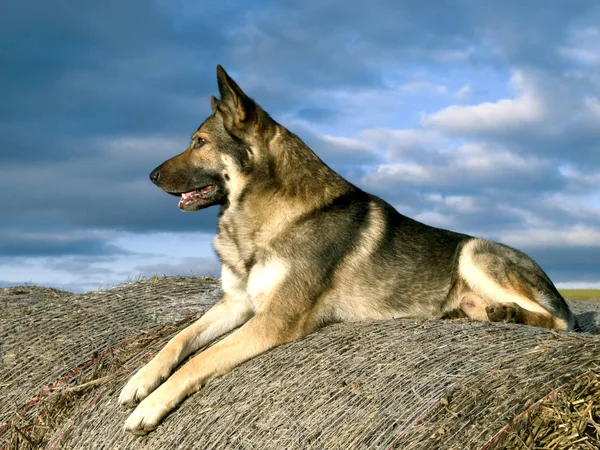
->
[119,296,252,407]
[123,310,298,434]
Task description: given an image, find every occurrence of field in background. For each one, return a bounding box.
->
[559,289,600,301]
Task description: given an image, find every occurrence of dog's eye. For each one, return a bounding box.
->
[194,137,206,148]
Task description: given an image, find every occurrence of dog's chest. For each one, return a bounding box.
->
[214,211,259,276]
[215,211,290,310]
[220,259,288,312]
[214,233,251,277]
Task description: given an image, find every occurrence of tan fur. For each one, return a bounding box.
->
[122,122,352,434]
[459,239,548,314]
[120,66,574,434]
[123,309,297,434]
[118,294,253,413]
[456,239,567,330]
[319,201,410,323]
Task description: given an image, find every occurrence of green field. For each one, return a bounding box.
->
[559,289,600,301]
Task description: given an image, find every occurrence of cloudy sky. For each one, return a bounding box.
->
[2,0,600,292]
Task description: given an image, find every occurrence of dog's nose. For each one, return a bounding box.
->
[149,169,160,184]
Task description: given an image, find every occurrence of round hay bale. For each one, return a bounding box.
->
[1,277,599,449]
[0,277,220,444]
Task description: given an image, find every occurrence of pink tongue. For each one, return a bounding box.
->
[179,191,196,208]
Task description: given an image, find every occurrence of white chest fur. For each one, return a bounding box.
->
[220,257,288,312]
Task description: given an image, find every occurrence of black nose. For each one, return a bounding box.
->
[149,169,160,184]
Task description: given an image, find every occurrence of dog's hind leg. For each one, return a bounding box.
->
[455,238,575,331]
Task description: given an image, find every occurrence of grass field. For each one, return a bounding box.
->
[559,289,600,301]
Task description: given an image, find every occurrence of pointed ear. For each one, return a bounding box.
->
[210,95,219,113]
[215,65,256,131]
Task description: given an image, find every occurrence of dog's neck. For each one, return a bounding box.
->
[261,125,352,204]
[218,124,354,240]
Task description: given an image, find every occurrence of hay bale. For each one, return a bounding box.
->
[1,277,599,449]
[0,277,220,446]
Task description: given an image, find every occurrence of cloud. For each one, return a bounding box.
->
[361,140,559,194]
[398,81,449,96]
[0,230,127,257]
[526,246,600,285]
[360,129,446,159]
[0,135,221,234]
[0,0,237,166]
[280,118,383,173]
[422,71,545,134]
[496,225,600,249]
[559,26,600,66]
[420,68,600,169]
[0,230,221,292]
[0,254,133,293]
[2,0,600,290]
[355,115,598,242]
[457,84,472,100]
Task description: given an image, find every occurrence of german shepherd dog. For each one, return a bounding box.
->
[119,65,575,434]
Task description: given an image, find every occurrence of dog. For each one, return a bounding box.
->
[118,65,575,434]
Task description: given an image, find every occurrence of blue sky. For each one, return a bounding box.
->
[2,0,600,292]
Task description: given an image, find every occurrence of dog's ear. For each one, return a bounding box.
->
[215,65,257,133]
[210,95,219,113]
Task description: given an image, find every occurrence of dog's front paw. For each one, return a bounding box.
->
[123,397,170,435]
[119,362,170,408]
[486,302,521,323]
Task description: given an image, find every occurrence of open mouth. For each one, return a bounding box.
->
[176,185,216,211]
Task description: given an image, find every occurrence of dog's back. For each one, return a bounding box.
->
[120,65,575,435]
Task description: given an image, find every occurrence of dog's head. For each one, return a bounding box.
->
[149,65,270,211]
